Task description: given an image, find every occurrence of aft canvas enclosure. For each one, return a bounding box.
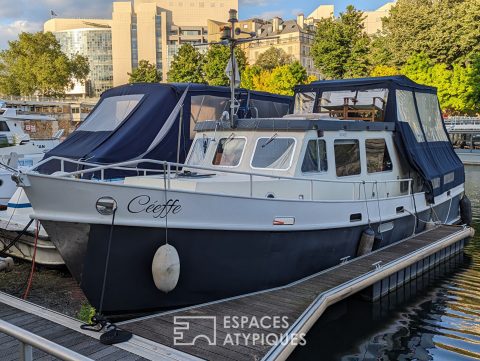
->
[294,76,464,200]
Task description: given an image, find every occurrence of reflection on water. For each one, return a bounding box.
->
[291,166,480,361]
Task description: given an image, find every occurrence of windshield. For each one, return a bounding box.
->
[212,137,245,167]
[251,137,296,170]
[187,137,211,166]
[78,94,143,132]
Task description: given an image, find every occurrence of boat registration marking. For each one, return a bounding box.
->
[273,217,295,226]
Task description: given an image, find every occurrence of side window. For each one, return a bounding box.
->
[212,137,245,167]
[0,121,10,131]
[334,140,361,177]
[366,139,393,173]
[302,139,328,173]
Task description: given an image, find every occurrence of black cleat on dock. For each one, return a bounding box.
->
[119,225,474,361]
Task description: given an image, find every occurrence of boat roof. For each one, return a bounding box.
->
[194,118,395,132]
[0,108,56,121]
[295,75,437,94]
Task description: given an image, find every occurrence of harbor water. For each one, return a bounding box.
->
[292,165,480,360]
[0,167,479,360]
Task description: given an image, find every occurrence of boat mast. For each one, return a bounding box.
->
[222,9,239,128]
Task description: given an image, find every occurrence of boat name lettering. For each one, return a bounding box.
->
[127,195,182,218]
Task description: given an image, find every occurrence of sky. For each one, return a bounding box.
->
[0,0,389,49]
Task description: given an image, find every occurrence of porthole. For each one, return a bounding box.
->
[266,193,275,199]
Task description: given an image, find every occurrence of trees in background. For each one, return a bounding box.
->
[379,0,480,67]
[255,47,294,71]
[202,45,247,86]
[242,61,314,96]
[241,48,314,96]
[367,0,480,114]
[311,5,370,79]
[167,44,204,83]
[0,32,90,97]
[128,60,162,83]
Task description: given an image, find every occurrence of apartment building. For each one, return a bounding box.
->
[208,5,334,79]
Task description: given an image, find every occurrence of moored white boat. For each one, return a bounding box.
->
[445,116,480,165]
[16,76,468,315]
[0,188,63,266]
[0,107,62,205]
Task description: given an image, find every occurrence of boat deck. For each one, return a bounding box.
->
[120,225,473,361]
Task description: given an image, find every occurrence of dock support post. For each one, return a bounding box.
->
[19,342,33,361]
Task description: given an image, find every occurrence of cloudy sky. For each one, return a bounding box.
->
[0,0,388,48]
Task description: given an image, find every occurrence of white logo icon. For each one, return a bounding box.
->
[173,316,217,346]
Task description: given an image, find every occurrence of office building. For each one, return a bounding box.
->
[112,0,238,85]
[44,19,113,97]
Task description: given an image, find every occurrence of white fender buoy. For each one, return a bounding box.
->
[152,244,180,293]
[357,227,375,256]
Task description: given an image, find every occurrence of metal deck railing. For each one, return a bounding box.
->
[30,156,414,202]
[0,319,92,361]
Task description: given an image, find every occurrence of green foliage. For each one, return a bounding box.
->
[379,0,480,66]
[0,32,90,97]
[255,47,293,71]
[370,65,400,77]
[203,45,247,86]
[401,53,480,114]
[128,60,162,83]
[242,61,311,96]
[311,5,370,79]
[77,303,96,324]
[167,44,205,83]
[240,65,261,90]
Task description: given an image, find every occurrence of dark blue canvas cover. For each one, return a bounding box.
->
[39,83,291,175]
[295,76,464,200]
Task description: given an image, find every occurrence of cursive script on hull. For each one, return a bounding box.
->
[127,195,182,219]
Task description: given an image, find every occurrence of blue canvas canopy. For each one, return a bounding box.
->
[294,76,464,201]
[39,83,291,175]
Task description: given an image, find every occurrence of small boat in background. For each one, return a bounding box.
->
[0,188,63,265]
[0,107,63,205]
[445,116,480,165]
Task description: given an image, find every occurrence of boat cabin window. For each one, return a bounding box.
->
[294,92,316,114]
[212,137,245,167]
[366,139,393,173]
[187,137,211,165]
[334,139,361,177]
[190,95,229,134]
[0,121,9,131]
[396,90,425,142]
[78,94,143,132]
[251,137,296,170]
[249,99,290,118]
[415,93,449,142]
[317,89,388,122]
[302,139,328,173]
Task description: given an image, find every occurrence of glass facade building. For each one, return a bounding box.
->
[54,28,113,96]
